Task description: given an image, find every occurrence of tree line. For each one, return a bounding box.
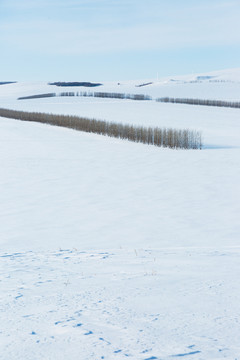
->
[18,93,56,100]
[59,91,152,101]
[48,82,102,87]
[18,92,151,101]
[156,97,240,108]
[17,91,240,109]
[0,108,202,150]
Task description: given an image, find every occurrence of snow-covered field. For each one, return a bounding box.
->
[0,69,240,359]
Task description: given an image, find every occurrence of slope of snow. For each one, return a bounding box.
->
[1,68,240,359]
[0,118,240,359]
[0,118,239,253]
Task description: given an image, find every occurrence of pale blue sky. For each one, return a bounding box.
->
[1,0,240,81]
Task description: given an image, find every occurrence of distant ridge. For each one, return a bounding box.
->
[0,82,17,85]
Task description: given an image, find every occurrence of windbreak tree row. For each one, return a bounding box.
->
[59,91,152,100]
[18,92,151,101]
[156,97,240,108]
[17,92,240,109]
[18,93,56,100]
[0,108,202,149]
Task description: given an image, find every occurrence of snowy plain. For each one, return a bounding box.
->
[0,69,240,359]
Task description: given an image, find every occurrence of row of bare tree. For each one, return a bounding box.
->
[156,97,240,108]
[17,92,240,110]
[18,93,56,100]
[18,92,151,101]
[59,91,152,100]
[0,108,202,149]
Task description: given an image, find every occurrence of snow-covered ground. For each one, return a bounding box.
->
[2,67,240,103]
[2,247,240,359]
[0,69,240,359]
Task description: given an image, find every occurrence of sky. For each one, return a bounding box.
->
[1,0,240,81]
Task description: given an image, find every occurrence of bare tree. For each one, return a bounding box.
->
[0,108,202,150]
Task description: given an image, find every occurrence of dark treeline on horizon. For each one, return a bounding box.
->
[48,82,102,87]
[0,82,17,85]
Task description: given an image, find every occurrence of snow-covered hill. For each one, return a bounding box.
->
[0,68,240,359]
[1,67,240,104]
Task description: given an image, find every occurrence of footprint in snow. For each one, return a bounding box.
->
[74,323,83,328]
[141,349,152,354]
[99,337,111,345]
[171,350,201,357]
[15,294,23,300]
